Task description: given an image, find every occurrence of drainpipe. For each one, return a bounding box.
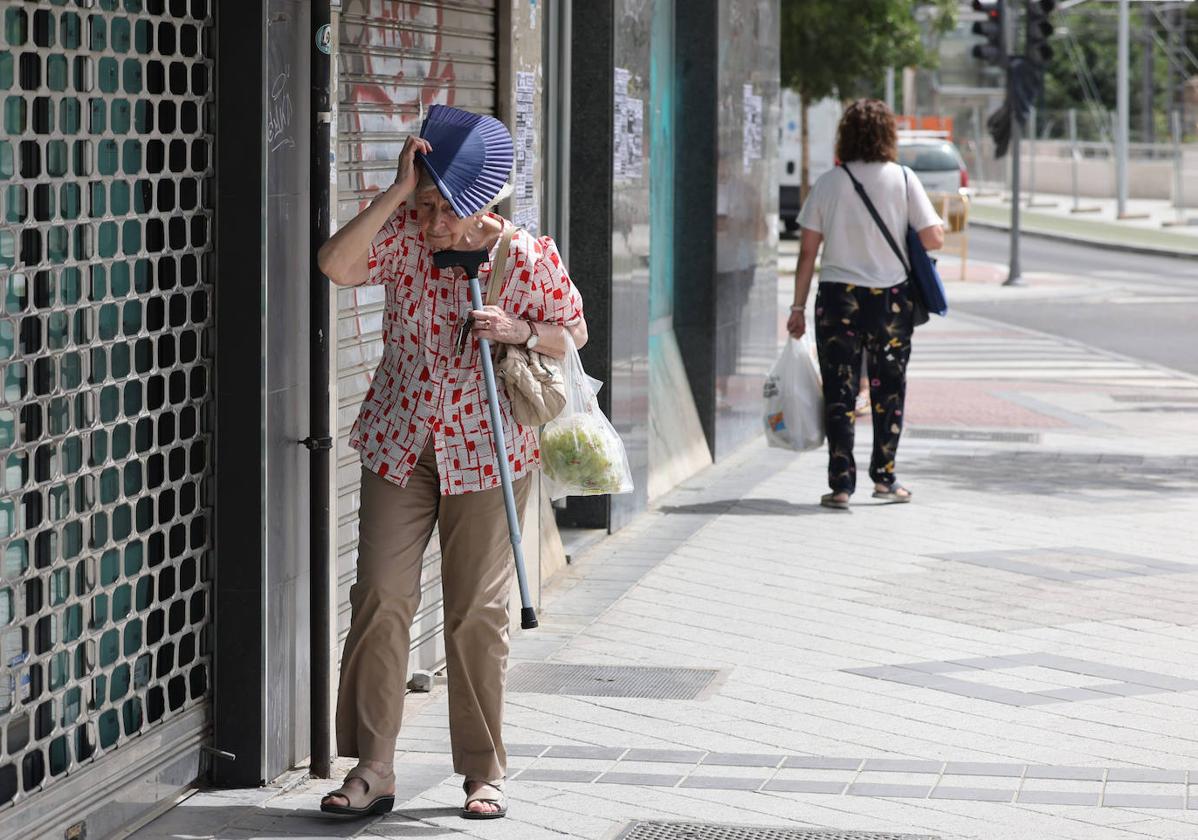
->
[305,0,334,780]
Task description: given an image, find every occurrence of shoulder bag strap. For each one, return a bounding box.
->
[841,164,910,275]
[484,223,518,307]
[902,165,912,229]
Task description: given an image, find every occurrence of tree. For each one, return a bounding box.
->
[780,0,957,200]
[1041,3,1198,143]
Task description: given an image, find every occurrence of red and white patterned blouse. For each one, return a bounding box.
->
[351,204,584,495]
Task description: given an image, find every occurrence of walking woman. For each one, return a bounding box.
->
[315,107,586,819]
[788,99,944,509]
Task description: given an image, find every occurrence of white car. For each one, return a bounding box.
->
[897,137,969,196]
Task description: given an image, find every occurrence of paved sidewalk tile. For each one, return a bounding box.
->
[702,752,785,767]
[680,776,765,791]
[930,786,1016,803]
[596,772,684,787]
[763,779,848,795]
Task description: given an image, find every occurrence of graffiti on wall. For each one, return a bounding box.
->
[339,0,465,209]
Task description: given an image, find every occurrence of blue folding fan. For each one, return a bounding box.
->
[417,105,513,218]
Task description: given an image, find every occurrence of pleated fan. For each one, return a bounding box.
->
[417,105,514,218]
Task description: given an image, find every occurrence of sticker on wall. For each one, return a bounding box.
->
[613,68,644,184]
[743,83,763,173]
[513,71,539,233]
[529,0,537,30]
[315,23,332,55]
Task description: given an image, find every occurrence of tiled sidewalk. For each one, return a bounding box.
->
[133,312,1198,838]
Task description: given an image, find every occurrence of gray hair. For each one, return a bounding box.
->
[414,161,513,214]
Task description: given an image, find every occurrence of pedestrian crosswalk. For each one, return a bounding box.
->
[910,335,1198,389]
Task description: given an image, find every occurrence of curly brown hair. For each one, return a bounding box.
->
[835,99,898,164]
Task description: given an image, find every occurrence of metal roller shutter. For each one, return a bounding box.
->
[0,0,215,835]
[334,0,497,675]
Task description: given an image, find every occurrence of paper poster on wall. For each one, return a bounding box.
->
[512,204,540,231]
[513,71,539,234]
[743,83,763,173]
[613,67,643,183]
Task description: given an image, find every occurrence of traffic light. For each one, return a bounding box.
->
[1008,57,1040,128]
[971,0,1005,67]
[1026,0,1056,66]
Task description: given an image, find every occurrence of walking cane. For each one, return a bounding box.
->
[432,248,538,630]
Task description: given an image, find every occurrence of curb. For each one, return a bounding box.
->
[969,217,1198,261]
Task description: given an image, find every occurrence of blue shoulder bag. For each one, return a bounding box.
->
[841,164,948,325]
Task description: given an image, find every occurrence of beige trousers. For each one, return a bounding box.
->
[335,441,532,781]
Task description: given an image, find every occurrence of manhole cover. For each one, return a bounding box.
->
[617,823,940,840]
[507,664,720,699]
[905,428,1041,444]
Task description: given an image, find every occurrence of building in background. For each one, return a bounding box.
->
[0,2,778,837]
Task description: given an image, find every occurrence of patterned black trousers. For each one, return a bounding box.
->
[813,281,915,495]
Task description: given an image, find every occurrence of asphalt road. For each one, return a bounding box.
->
[957,227,1198,376]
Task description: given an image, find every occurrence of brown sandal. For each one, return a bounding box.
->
[872,482,912,503]
[461,779,507,820]
[320,766,396,817]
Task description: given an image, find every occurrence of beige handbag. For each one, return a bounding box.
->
[487,225,567,426]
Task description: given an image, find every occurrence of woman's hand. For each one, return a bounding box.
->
[470,306,532,346]
[394,136,433,195]
[787,308,807,339]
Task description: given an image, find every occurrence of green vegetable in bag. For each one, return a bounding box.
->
[541,416,627,494]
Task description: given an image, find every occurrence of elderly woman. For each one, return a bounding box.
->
[789,99,943,509]
[315,108,586,820]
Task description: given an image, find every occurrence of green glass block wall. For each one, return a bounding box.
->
[0,0,213,809]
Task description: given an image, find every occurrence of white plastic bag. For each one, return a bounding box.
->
[763,334,824,452]
[540,334,634,500]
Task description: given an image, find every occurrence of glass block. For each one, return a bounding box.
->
[5,8,28,48]
[98,708,118,748]
[121,59,142,95]
[31,9,54,48]
[3,540,28,579]
[60,183,81,220]
[4,96,26,134]
[48,735,69,775]
[97,139,118,176]
[110,98,130,134]
[60,13,82,51]
[62,521,82,560]
[60,687,80,727]
[60,98,81,135]
[73,55,92,94]
[46,54,67,92]
[110,17,130,53]
[97,57,118,93]
[87,16,106,52]
[121,697,141,734]
[0,2,215,798]
[112,583,130,621]
[121,139,141,175]
[134,19,152,54]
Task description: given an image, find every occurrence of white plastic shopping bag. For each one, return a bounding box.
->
[540,333,634,500]
[763,334,824,451]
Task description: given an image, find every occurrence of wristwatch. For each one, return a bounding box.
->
[524,320,540,351]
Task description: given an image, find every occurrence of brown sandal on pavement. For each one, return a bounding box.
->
[820,492,851,510]
[872,482,912,503]
[320,766,396,817]
[461,779,507,820]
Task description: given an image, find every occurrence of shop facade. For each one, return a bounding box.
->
[0,1,778,836]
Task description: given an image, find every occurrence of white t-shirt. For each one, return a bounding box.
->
[798,162,943,288]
